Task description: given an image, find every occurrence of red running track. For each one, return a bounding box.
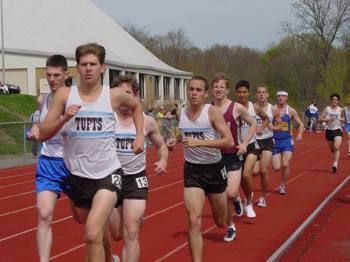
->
[0,132,349,261]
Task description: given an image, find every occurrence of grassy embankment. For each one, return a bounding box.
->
[0,94,37,155]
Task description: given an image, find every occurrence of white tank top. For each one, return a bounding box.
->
[256,103,273,140]
[344,107,350,124]
[115,113,147,175]
[39,94,64,158]
[179,104,221,164]
[239,101,257,144]
[325,106,342,130]
[62,85,121,179]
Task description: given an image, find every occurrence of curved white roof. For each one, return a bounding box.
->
[2,0,192,76]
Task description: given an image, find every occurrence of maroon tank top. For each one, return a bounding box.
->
[221,102,239,154]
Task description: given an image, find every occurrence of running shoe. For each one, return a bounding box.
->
[223,227,236,242]
[257,197,267,208]
[332,165,337,173]
[244,203,256,218]
[279,185,287,195]
[233,197,243,217]
[113,255,120,262]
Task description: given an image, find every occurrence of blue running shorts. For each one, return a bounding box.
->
[345,123,350,133]
[36,155,70,197]
[273,137,294,155]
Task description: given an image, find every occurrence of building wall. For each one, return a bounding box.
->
[1,53,190,107]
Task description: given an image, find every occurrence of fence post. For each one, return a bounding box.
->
[23,123,27,164]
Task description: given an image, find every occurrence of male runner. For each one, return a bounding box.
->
[179,76,233,261]
[272,91,304,194]
[108,74,170,261]
[40,43,144,262]
[253,85,281,207]
[28,55,70,262]
[211,73,256,241]
[320,93,344,172]
[343,96,350,156]
[235,80,269,217]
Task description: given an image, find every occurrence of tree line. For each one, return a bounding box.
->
[124,0,350,111]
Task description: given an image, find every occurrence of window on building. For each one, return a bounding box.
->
[139,73,145,99]
[109,69,120,86]
[174,78,180,100]
[154,75,160,100]
[163,77,170,100]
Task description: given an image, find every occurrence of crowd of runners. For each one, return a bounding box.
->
[26,42,350,262]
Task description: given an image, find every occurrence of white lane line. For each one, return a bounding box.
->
[266,174,350,262]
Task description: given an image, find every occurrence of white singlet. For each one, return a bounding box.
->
[325,106,342,130]
[239,101,257,144]
[39,94,64,158]
[62,85,121,179]
[179,104,221,164]
[115,113,147,175]
[256,103,273,140]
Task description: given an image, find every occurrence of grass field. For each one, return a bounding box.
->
[0,94,37,155]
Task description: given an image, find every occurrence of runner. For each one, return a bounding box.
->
[28,55,70,262]
[178,76,233,261]
[39,43,144,262]
[235,80,269,217]
[320,93,344,172]
[211,73,256,241]
[272,91,304,194]
[108,74,170,261]
[342,96,350,157]
[253,85,281,207]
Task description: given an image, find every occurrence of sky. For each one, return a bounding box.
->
[92,0,294,50]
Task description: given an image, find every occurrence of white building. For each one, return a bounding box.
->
[0,0,191,107]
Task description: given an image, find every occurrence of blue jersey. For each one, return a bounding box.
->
[273,106,291,140]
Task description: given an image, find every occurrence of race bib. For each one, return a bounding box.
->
[136,176,148,188]
[111,174,122,189]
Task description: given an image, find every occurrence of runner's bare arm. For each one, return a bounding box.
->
[254,104,270,135]
[290,107,304,141]
[111,88,144,154]
[28,95,44,140]
[237,103,256,154]
[270,106,283,131]
[146,116,169,174]
[39,88,78,141]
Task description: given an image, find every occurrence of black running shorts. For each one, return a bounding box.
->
[325,129,343,142]
[184,160,227,194]
[221,153,243,172]
[256,137,274,153]
[117,170,148,207]
[67,169,123,209]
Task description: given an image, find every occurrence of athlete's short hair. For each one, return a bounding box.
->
[211,72,230,89]
[46,55,68,71]
[111,74,139,96]
[330,93,340,100]
[75,43,106,64]
[188,76,209,91]
[235,80,250,91]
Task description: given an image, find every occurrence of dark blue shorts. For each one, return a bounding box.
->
[273,137,294,155]
[36,155,70,197]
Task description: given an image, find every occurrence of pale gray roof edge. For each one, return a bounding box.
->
[5,48,193,77]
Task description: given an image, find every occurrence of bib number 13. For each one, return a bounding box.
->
[136,176,148,189]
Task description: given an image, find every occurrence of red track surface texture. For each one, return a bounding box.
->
[0,132,349,261]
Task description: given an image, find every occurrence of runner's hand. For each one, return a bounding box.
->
[182,137,200,147]
[63,104,81,123]
[28,125,40,140]
[133,136,144,154]
[237,142,248,155]
[154,159,167,175]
